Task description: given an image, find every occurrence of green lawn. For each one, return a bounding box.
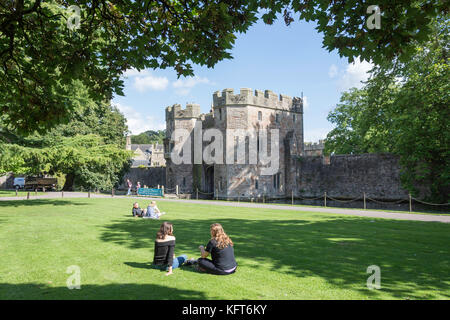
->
[0,190,45,197]
[0,198,449,300]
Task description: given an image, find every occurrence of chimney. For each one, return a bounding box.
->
[126,136,131,150]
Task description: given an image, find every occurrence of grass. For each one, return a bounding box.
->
[0,190,45,197]
[170,196,450,216]
[0,198,449,300]
[259,200,450,216]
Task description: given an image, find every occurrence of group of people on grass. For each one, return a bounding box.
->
[131,202,237,276]
[132,201,166,219]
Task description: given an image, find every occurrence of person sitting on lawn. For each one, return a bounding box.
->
[152,222,188,276]
[132,202,145,217]
[144,201,166,219]
[193,223,237,275]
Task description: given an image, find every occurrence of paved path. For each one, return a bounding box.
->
[1,192,449,223]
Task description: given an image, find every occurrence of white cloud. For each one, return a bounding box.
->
[172,76,212,95]
[302,96,309,110]
[337,59,374,91]
[122,68,150,78]
[304,128,330,143]
[113,102,165,135]
[123,70,211,94]
[134,74,169,92]
[328,64,338,78]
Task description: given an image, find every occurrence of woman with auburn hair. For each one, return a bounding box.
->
[196,223,237,275]
[152,222,187,276]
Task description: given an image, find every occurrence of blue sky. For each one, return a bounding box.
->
[113,16,373,142]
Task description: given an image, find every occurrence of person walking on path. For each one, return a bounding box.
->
[136,181,141,195]
[126,179,132,196]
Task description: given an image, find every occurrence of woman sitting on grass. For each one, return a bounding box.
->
[144,201,166,219]
[152,222,187,276]
[194,223,237,275]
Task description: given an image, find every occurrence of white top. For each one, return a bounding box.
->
[155,235,175,242]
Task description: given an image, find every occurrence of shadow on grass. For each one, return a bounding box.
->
[100,216,450,299]
[124,261,153,270]
[0,282,207,300]
[123,261,204,275]
[0,199,90,207]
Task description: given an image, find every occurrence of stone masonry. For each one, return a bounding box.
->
[164,88,410,200]
[164,88,304,198]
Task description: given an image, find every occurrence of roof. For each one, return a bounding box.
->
[129,143,165,152]
[130,144,153,152]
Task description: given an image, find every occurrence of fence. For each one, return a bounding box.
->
[144,186,450,213]
[276,191,449,213]
[325,192,446,212]
[11,186,449,214]
[185,189,449,213]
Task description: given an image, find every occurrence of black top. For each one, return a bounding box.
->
[132,207,144,217]
[153,240,175,266]
[206,239,237,271]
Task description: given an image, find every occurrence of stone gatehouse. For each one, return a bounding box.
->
[163,87,410,201]
[164,88,304,198]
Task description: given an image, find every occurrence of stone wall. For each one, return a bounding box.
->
[119,167,166,190]
[295,153,409,200]
[0,173,14,189]
[166,164,193,192]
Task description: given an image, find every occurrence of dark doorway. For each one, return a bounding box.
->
[205,166,214,193]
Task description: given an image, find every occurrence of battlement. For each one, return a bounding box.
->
[166,103,201,119]
[213,88,303,112]
[304,140,325,150]
[200,111,215,129]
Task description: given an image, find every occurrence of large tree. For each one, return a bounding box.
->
[131,130,165,144]
[325,19,449,202]
[1,1,448,134]
[0,80,133,190]
[0,135,132,191]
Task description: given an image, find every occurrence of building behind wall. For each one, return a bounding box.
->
[120,137,167,190]
[304,140,325,156]
[126,136,166,168]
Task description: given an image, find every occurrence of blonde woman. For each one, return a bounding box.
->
[152,222,187,276]
[197,223,237,275]
[144,201,166,219]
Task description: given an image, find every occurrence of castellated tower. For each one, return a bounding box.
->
[212,88,304,199]
[164,103,201,193]
[164,88,304,199]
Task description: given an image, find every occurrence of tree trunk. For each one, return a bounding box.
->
[63,173,75,191]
